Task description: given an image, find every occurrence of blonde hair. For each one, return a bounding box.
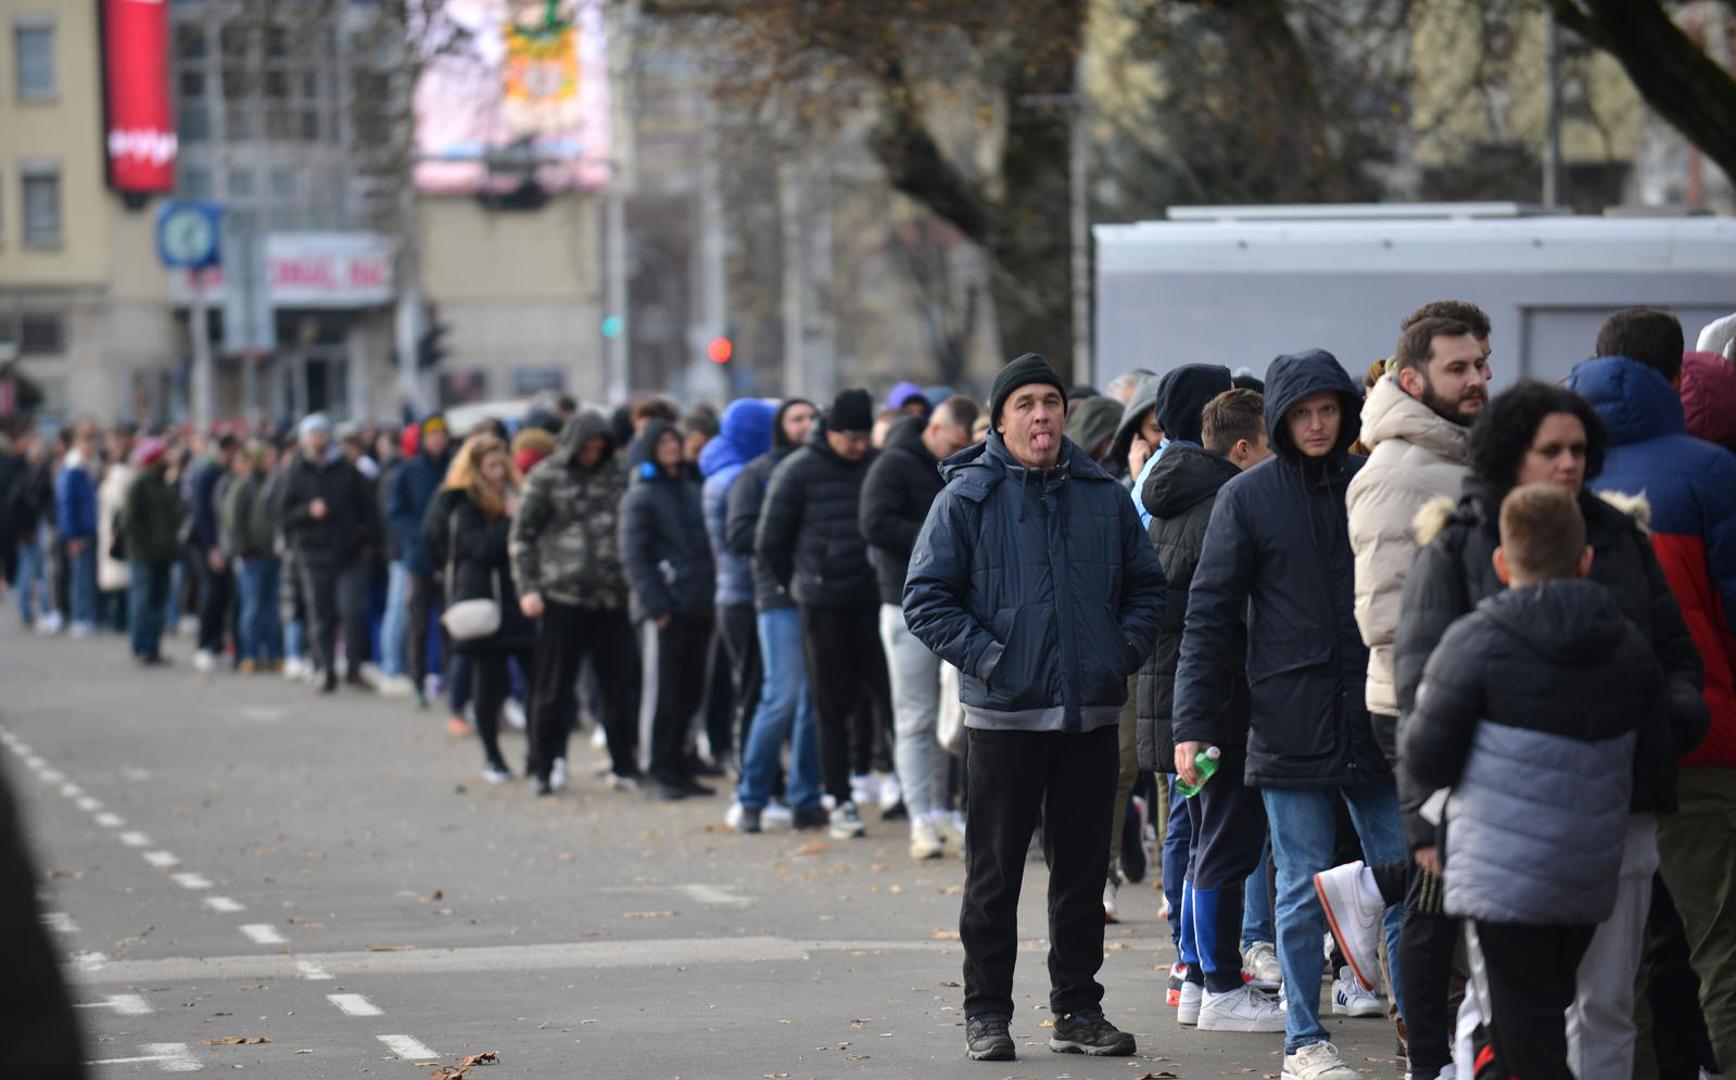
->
[442,433,520,519]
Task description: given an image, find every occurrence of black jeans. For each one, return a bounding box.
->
[1471,921,1596,1080]
[718,603,762,761]
[300,559,369,676]
[470,645,533,770]
[194,555,233,655]
[528,602,638,781]
[405,571,441,693]
[1367,855,1456,1075]
[798,604,892,803]
[961,725,1118,1019]
[1186,743,1267,992]
[641,612,715,784]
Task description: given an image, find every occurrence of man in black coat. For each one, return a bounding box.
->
[755,389,892,839]
[1173,350,1404,1079]
[1137,387,1282,1032]
[904,354,1166,1063]
[280,413,377,693]
[860,396,978,859]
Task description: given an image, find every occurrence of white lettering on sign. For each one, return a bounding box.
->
[107,128,179,167]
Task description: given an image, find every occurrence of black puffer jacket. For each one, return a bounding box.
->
[620,421,716,624]
[755,420,878,609]
[727,448,796,612]
[860,416,944,606]
[280,452,376,566]
[1135,443,1248,773]
[1174,349,1381,790]
[1394,479,1706,837]
[446,495,535,654]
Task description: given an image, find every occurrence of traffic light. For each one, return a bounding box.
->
[417,316,450,371]
[707,336,733,364]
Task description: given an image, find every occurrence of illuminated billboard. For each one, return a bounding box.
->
[415,0,613,195]
[101,0,177,194]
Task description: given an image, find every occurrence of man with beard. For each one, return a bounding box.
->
[1314,312,1488,1080]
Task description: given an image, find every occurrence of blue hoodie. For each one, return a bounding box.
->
[701,399,777,606]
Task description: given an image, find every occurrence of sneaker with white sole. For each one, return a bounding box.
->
[876,771,902,812]
[1103,877,1121,924]
[762,799,794,829]
[1176,979,1203,1025]
[1315,860,1382,991]
[549,757,568,792]
[481,764,511,785]
[1243,939,1283,991]
[1332,967,1383,1017]
[1198,984,1287,1033]
[1164,962,1188,1007]
[829,802,865,839]
[502,697,527,730]
[193,649,217,674]
[909,816,945,860]
[725,800,746,829]
[849,774,877,810]
[1284,1041,1362,1080]
[605,773,639,792]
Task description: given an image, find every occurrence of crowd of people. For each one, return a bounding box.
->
[3,304,1736,1080]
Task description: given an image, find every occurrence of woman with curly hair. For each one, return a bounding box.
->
[1387,380,1706,1078]
[436,433,536,784]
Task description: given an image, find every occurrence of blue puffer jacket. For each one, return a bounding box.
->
[54,454,98,541]
[902,433,1166,734]
[700,399,776,608]
[1174,349,1383,789]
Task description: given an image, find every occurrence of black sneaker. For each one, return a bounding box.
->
[645,778,688,802]
[1048,1008,1135,1056]
[679,776,716,798]
[965,1014,1015,1061]
[791,806,828,830]
[736,808,762,834]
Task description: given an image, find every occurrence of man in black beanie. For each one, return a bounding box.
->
[905,353,1166,1062]
[755,388,894,839]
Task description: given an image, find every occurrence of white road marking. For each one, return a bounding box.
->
[118,830,152,847]
[679,883,752,907]
[74,993,153,1017]
[376,1034,438,1061]
[72,950,109,973]
[42,911,78,934]
[76,796,103,812]
[142,1043,202,1072]
[143,850,181,869]
[295,960,332,980]
[93,812,125,828]
[239,705,286,722]
[238,923,285,945]
[62,782,84,797]
[122,766,151,781]
[203,896,245,913]
[41,768,65,783]
[171,872,213,890]
[325,993,382,1017]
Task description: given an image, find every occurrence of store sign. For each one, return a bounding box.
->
[170,233,396,310]
[102,0,177,194]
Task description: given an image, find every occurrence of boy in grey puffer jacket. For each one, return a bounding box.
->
[1400,484,1663,1080]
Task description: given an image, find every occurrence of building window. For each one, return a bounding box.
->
[178,70,206,98]
[14,20,55,100]
[19,312,65,355]
[180,166,213,200]
[227,168,255,198]
[20,162,61,248]
[177,105,210,142]
[174,23,207,61]
[268,167,297,201]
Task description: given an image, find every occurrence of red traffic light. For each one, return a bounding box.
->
[707,336,733,364]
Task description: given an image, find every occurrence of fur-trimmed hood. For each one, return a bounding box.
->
[1413,486,1651,547]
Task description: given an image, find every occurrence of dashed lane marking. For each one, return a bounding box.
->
[75,796,103,812]
[295,961,332,980]
[171,872,212,890]
[72,950,109,973]
[93,812,125,828]
[326,993,382,1017]
[41,768,65,783]
[203,897,245,913]
[376,1034,439,1062]
[42,911,78,934]
[142,850,181,869]
[61,782,82,797]
[238,923,285,946]
[118,831,152,847]
[74,993,153,1017]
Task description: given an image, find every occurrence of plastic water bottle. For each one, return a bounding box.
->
[1175,746,1221,798]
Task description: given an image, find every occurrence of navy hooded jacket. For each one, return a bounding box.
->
[902,433,1166,734]
[1173,349,1384,789]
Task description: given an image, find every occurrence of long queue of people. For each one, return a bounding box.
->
[4,304,1736,1079]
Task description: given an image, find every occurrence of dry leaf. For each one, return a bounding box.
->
[939,979,961,987]
[366,945,416,952]
[458,1051,499,1066]
[429,1068,470,1080]
[431,889,444,901]
[930,929,960,940]
[1038,1019,1054,1028]
[797,840,830,856]
[203,1035,269,1045]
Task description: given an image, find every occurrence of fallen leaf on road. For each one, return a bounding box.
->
[366,945,416,952]
[203,1036,269,1045]
[429,1068,470,1080]
[797,840,830,856]
[888,884,903,895]
[458,1051,499,1066]
[431,889,444,901]
[1106,941,1128,951]
[763,1074,791,1078]
[1135,1073,1179,1079]
[1038,1019,1054,1028]
[930,929,960,940]
[939,980,961,987]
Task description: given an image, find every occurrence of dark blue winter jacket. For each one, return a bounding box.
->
[701,399,776,608]
[387,449,450,575]
[54,455,98,541]
[182,457,226,550]
[902,433,1166,734]
[1174,349,1384,789]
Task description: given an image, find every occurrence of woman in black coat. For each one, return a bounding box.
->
[437,434,536,786]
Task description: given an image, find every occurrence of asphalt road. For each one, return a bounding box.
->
[1,618,1403,1078]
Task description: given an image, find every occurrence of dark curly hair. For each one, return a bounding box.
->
[1469,380,1606,502]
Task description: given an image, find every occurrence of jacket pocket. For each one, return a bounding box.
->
[1079,602,1138,706]
[1246,637,1337,759]
[984,604,1054,709]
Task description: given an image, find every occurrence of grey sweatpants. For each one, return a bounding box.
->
[1567,813,1659,1079]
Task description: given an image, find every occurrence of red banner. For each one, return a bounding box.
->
[102,0,176,194]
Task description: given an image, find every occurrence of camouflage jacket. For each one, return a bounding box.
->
[508,412,630,610]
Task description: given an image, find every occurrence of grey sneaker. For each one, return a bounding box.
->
[829,802,865,839]
[1048,1007,1135,1056]
[965,1014,1014,1061]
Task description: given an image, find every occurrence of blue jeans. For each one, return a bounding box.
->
[67,544,97,627]
[1262,782,1407,1052]
[127,560,172,659]
[165,559,184,628]
[1163,779,1191,947]
[237,559,283,663]
[379,561,408,678]
[14,528,46,622]
[1243,836,1275,946]
[736,607,820,813]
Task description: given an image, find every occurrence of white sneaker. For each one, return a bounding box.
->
[503,698,527,731]
[549,757,568,792]
[1284,1041,1362,1080]
[725,800,745,829]
[829,802,865,839]
[1243,939,1282,991]
[481,764,511,785]
[605,773,639,792]
[69,621,96,639]
[1315,860,1382,991]
[876,771,902,811]
[283,657,307,680]
[378,674,415,699]
[590,726,606,748]
[1103,878,1121,923]
[1176,980,1203,1026]
[193,649,217,674]
[36,611,64,635]
[762,799,794,829]
[940,810,967,856]
[177,614,198,638]
[1332,967,1382,1017]
[849,774,876,810]
[909,816,945,860]
[1198,984,1286,1033]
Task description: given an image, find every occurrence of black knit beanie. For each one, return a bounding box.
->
[829,388,874,434]
[989,353,1068,426]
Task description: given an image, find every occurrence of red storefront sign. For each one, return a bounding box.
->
[102,0,177,194]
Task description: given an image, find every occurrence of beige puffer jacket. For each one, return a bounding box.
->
[1346,374,1471,716]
